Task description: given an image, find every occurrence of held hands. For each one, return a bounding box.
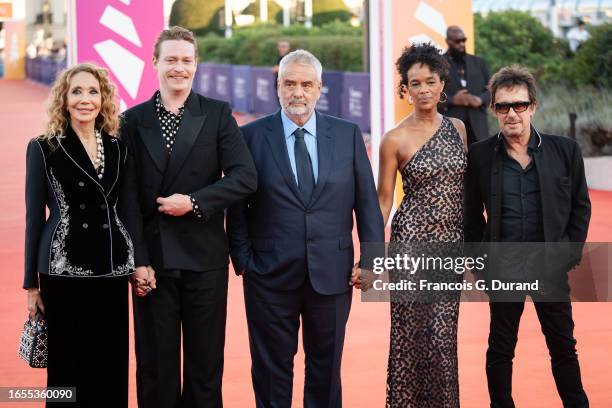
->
[131,266,157,297]
[27,288,45,320]
[156,194,192,217]
[350,263,376,292]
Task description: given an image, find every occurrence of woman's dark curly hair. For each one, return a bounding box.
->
[396,43,449,99]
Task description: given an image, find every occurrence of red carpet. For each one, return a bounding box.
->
[1,80,610,407]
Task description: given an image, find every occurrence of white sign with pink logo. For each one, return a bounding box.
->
[68,0,164,110]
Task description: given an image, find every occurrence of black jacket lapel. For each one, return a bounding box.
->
[102,133,120,195]
[161,93,207,193]
[531,131,551,241]
[309,112,333,206]
[138,95,168,174]
[489,136,503,241]
[265,111,304,205]
[58,126,104,191]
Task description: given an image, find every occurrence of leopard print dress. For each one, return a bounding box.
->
[386,116,467,408]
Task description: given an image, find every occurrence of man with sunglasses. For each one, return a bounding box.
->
[464,65,590,408]
[440,25,491,144]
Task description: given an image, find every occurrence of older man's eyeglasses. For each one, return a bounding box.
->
[494,101,531,114]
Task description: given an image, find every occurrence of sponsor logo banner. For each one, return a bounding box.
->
[71,0,164,110]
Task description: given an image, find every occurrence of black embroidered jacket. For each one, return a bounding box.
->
[23,126,134,289]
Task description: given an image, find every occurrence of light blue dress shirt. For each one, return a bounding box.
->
[280,110,319,184]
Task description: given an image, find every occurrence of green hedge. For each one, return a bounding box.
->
[475,11,612,89]
[312,10,352,26]
[186,8,612,87]
[171,0,352,37]
[169,0,224,36]
[243,1,283,24]
[474,10,567,83]
[567,23,612,89]
[197,22,363,71]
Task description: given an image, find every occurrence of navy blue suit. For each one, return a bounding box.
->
[228,110,384,407]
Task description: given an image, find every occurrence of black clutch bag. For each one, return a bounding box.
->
[18,312,48,368]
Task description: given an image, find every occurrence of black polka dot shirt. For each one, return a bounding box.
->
[155,91,185,153]
[155,91,203,219]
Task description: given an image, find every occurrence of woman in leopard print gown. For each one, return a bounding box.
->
[377,44,468,407]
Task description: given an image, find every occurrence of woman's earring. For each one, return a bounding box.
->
[408,95,414,105]
[439,92,448,104]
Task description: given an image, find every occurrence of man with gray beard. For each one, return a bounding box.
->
[228,50,384,407]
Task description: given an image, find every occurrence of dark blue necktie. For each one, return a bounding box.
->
[293,128,315,205]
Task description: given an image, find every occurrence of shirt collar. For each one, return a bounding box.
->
[527,127,541,152]
[281,109,317,139]
[155,90,187,116]
[497,126,541,153]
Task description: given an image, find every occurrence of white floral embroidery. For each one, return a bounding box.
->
[48,169,93,276]
[47,170,134,277]
[113,209,135,275]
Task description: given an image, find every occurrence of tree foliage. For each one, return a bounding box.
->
[197,22,363,71]
[475,11,612,89]
[169,0,224,36]
[312,0,351,25]
[568,23,612,89]
[474,11,567,83]
[243,0,283,24]
[170,0,352,36]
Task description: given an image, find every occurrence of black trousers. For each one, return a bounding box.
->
[486,300,589,408]
[40,274,128,408]
[243,274,352,408]
[133,268,228,408]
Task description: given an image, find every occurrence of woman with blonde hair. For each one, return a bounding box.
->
[24,63,149,407]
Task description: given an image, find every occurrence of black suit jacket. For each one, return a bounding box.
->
[120,91,257,273]
[464,129,591,245]
[227,111,385,295]
[439,52,491,142]
[24,128,134,288]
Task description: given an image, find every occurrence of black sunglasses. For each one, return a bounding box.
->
[452,37,467,44]
[494,101,531,114]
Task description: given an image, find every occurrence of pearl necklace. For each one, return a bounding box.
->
[94,130,105,179]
